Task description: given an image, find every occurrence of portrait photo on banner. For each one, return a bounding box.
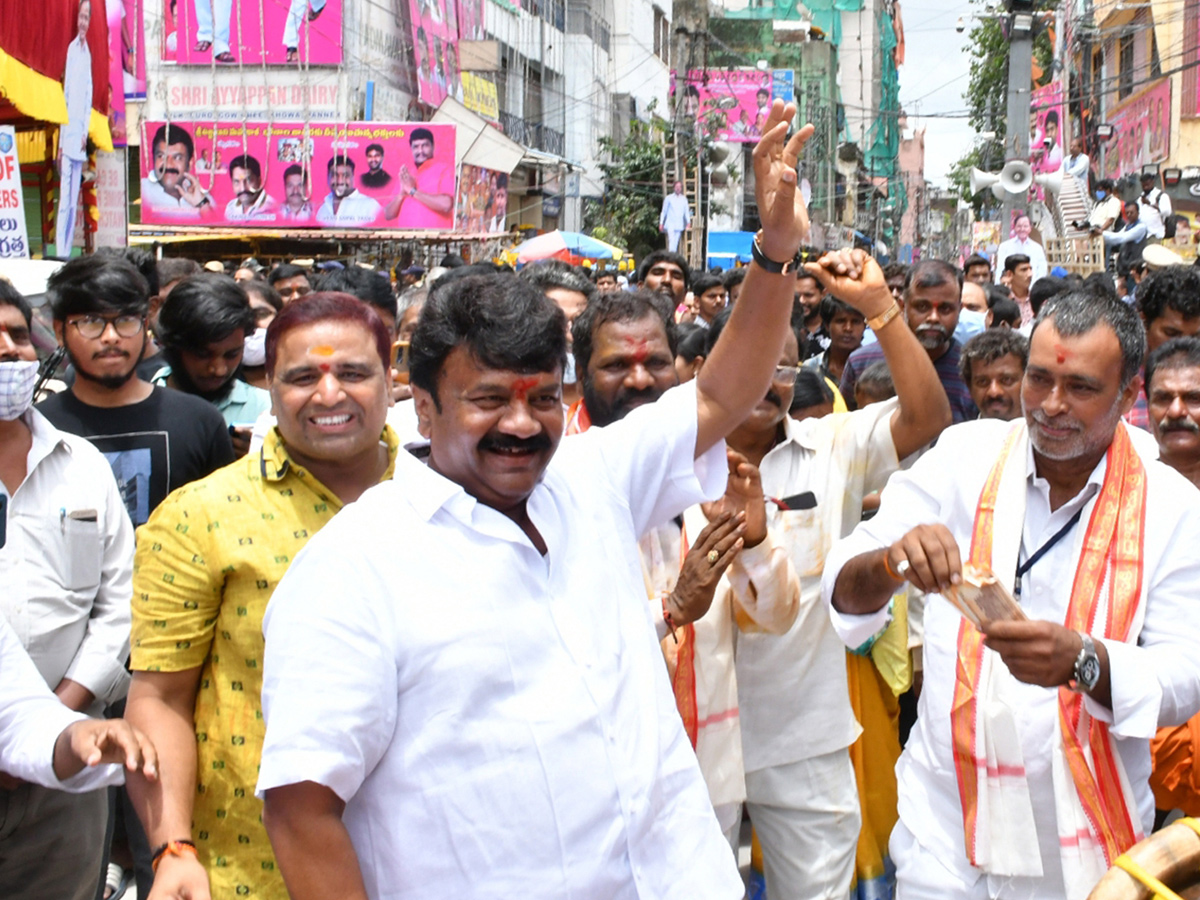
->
[162,0,343,66]
[138,121,457,230]
[670,68,773,143]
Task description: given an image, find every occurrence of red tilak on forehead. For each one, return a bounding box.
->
[1054,343,1072,365]
[511,376,540,400]
[318,362,331,372]
[624,336,649,364]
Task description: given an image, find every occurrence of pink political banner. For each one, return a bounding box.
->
[457,0,483,41]
[139,120,457,230]
[1030,82,1064,176]
[456,164,507,232]
[1101,79,1172,181]
[122,0,146,97]
[106,0,128,146]
[410,0,461,107]
[672,69,773,143]
[163,0,343,65]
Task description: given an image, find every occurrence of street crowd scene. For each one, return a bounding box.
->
[7,102,1200,900]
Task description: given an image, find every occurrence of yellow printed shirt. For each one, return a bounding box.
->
[131,426,399,900]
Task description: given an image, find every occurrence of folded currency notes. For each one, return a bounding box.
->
[943,563,1027,628]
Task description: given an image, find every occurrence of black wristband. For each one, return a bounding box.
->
[751,233,801,275]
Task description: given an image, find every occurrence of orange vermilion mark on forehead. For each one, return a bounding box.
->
[1054,342,1071,365]
[311,345,335,357]
[511,376,540,401]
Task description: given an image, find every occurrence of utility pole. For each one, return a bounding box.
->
[1001,4,1034,232]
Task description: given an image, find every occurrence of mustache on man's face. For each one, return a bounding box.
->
[478,431,554,453]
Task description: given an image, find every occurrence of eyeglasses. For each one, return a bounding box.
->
[68,314,145,340]
[773,365,803,385]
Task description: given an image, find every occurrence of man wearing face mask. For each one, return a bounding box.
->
[150,274,273,457]
[0,279,137,900]
[36,256,233,527]
[1087,180,1121,235]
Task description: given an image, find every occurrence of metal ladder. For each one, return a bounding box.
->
[662,136,704,271]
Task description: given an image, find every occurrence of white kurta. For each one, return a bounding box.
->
[994,237,1048,284]
[258,383,744,899]
[822,419,1200,898]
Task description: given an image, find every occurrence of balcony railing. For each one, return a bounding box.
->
[499,110,565,157]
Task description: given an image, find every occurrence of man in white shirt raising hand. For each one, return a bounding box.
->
[255,103,841,900]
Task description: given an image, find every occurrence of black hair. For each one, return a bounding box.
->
[637,250,691,290]
[790,369,834,412]
[327,154,356,173]
[1081,271,1119,303]
[1033,289,1146,390]
[518,260,597,302]
[96,246,160,297]
[156,274,254,353]
[985,284,1011,308]
[674,323,708,364]
[268,263,311,287]
[410,274,567,410]
[0,279,32,328]
[882,262,910,283]
[1044,110,1059,127]
[316,267,398,323]
[495,172,508,189]
[723,268,746,290]
[1145,336,1200,397]
[819,295,863,327]
[430,263,499,291]
[988,297,1022,328]
[963,254,991,274]
[905,259,963,297]
[366,143,385,155]
[151,123,194,162]
[410,127,435,145]
[283,164,307,183]
[47,255,151,320]
[156,257,202,290]
[228,154,262,181]
[592,268,618,284]
[439,254,467,269]
[1095,178,1115,192]
[243,279,283,313]
[960,329,1029,383]
[1029,275,1069,316]
[1136,265,1200,326]
[572,288,677,378]
[690,272,725,297]
[1003,254,1031,275]
[856,360,895,402]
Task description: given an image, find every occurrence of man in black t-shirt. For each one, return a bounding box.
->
[37,256,233,528]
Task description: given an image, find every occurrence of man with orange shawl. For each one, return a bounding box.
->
[824,290,1200,899]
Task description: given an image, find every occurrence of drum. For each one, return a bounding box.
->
[1088,819,1200,900]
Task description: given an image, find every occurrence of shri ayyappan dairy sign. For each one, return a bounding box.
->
[138,121,457,230]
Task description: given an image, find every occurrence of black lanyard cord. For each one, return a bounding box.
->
[1013,507,1084,598]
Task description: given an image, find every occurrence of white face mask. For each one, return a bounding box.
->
[243,327,267,368]
[563,351,577,386]
[0,359,40,421]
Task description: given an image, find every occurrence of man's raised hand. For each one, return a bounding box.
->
[804,250,894,320]
[752,101,814,263]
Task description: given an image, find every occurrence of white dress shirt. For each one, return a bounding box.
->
[736,398,899,772]
[258,383,743,899]
[994,237,1048,284]
[315,189,383,225]
[821,419,1200,897]
[1064,153,1089,181]
[62,37,92,162]
[1138,188,1172,239]
[0,615,123,791]
[140,176,205,219]
[0,409,133,714]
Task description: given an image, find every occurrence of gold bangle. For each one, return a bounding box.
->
[866,302,902,332]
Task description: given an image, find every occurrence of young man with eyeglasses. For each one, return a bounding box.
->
[36,255,233,528]
[705,252,951,900]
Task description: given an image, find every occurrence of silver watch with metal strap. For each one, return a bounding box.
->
[1071,632,1101,693]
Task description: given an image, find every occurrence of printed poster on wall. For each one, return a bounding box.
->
[106,0,127,145]
[671,69,773,142]
[139,120,456,230]
[163,0,343,66]
[0,129,31,259]
[1030,82,1064,176]
[122,0,147,97]
[1100,80,1172,181]
[409,0,461,107]
[455,164,508,232]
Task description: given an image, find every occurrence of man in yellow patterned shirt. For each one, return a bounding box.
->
[124,293,400,900]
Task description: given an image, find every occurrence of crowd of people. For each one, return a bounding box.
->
[4,106,1200,900]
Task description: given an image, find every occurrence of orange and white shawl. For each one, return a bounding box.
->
[951,421,1147,898]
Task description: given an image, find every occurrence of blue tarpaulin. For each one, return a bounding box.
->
[706,231,756,269]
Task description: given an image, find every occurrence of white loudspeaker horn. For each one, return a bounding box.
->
[999,159,1034,194]
[1033,167,1062,197]
[969,166,1000,197]
[991,182,1007,201]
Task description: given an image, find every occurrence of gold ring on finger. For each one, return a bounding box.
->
[707,549,720,565]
